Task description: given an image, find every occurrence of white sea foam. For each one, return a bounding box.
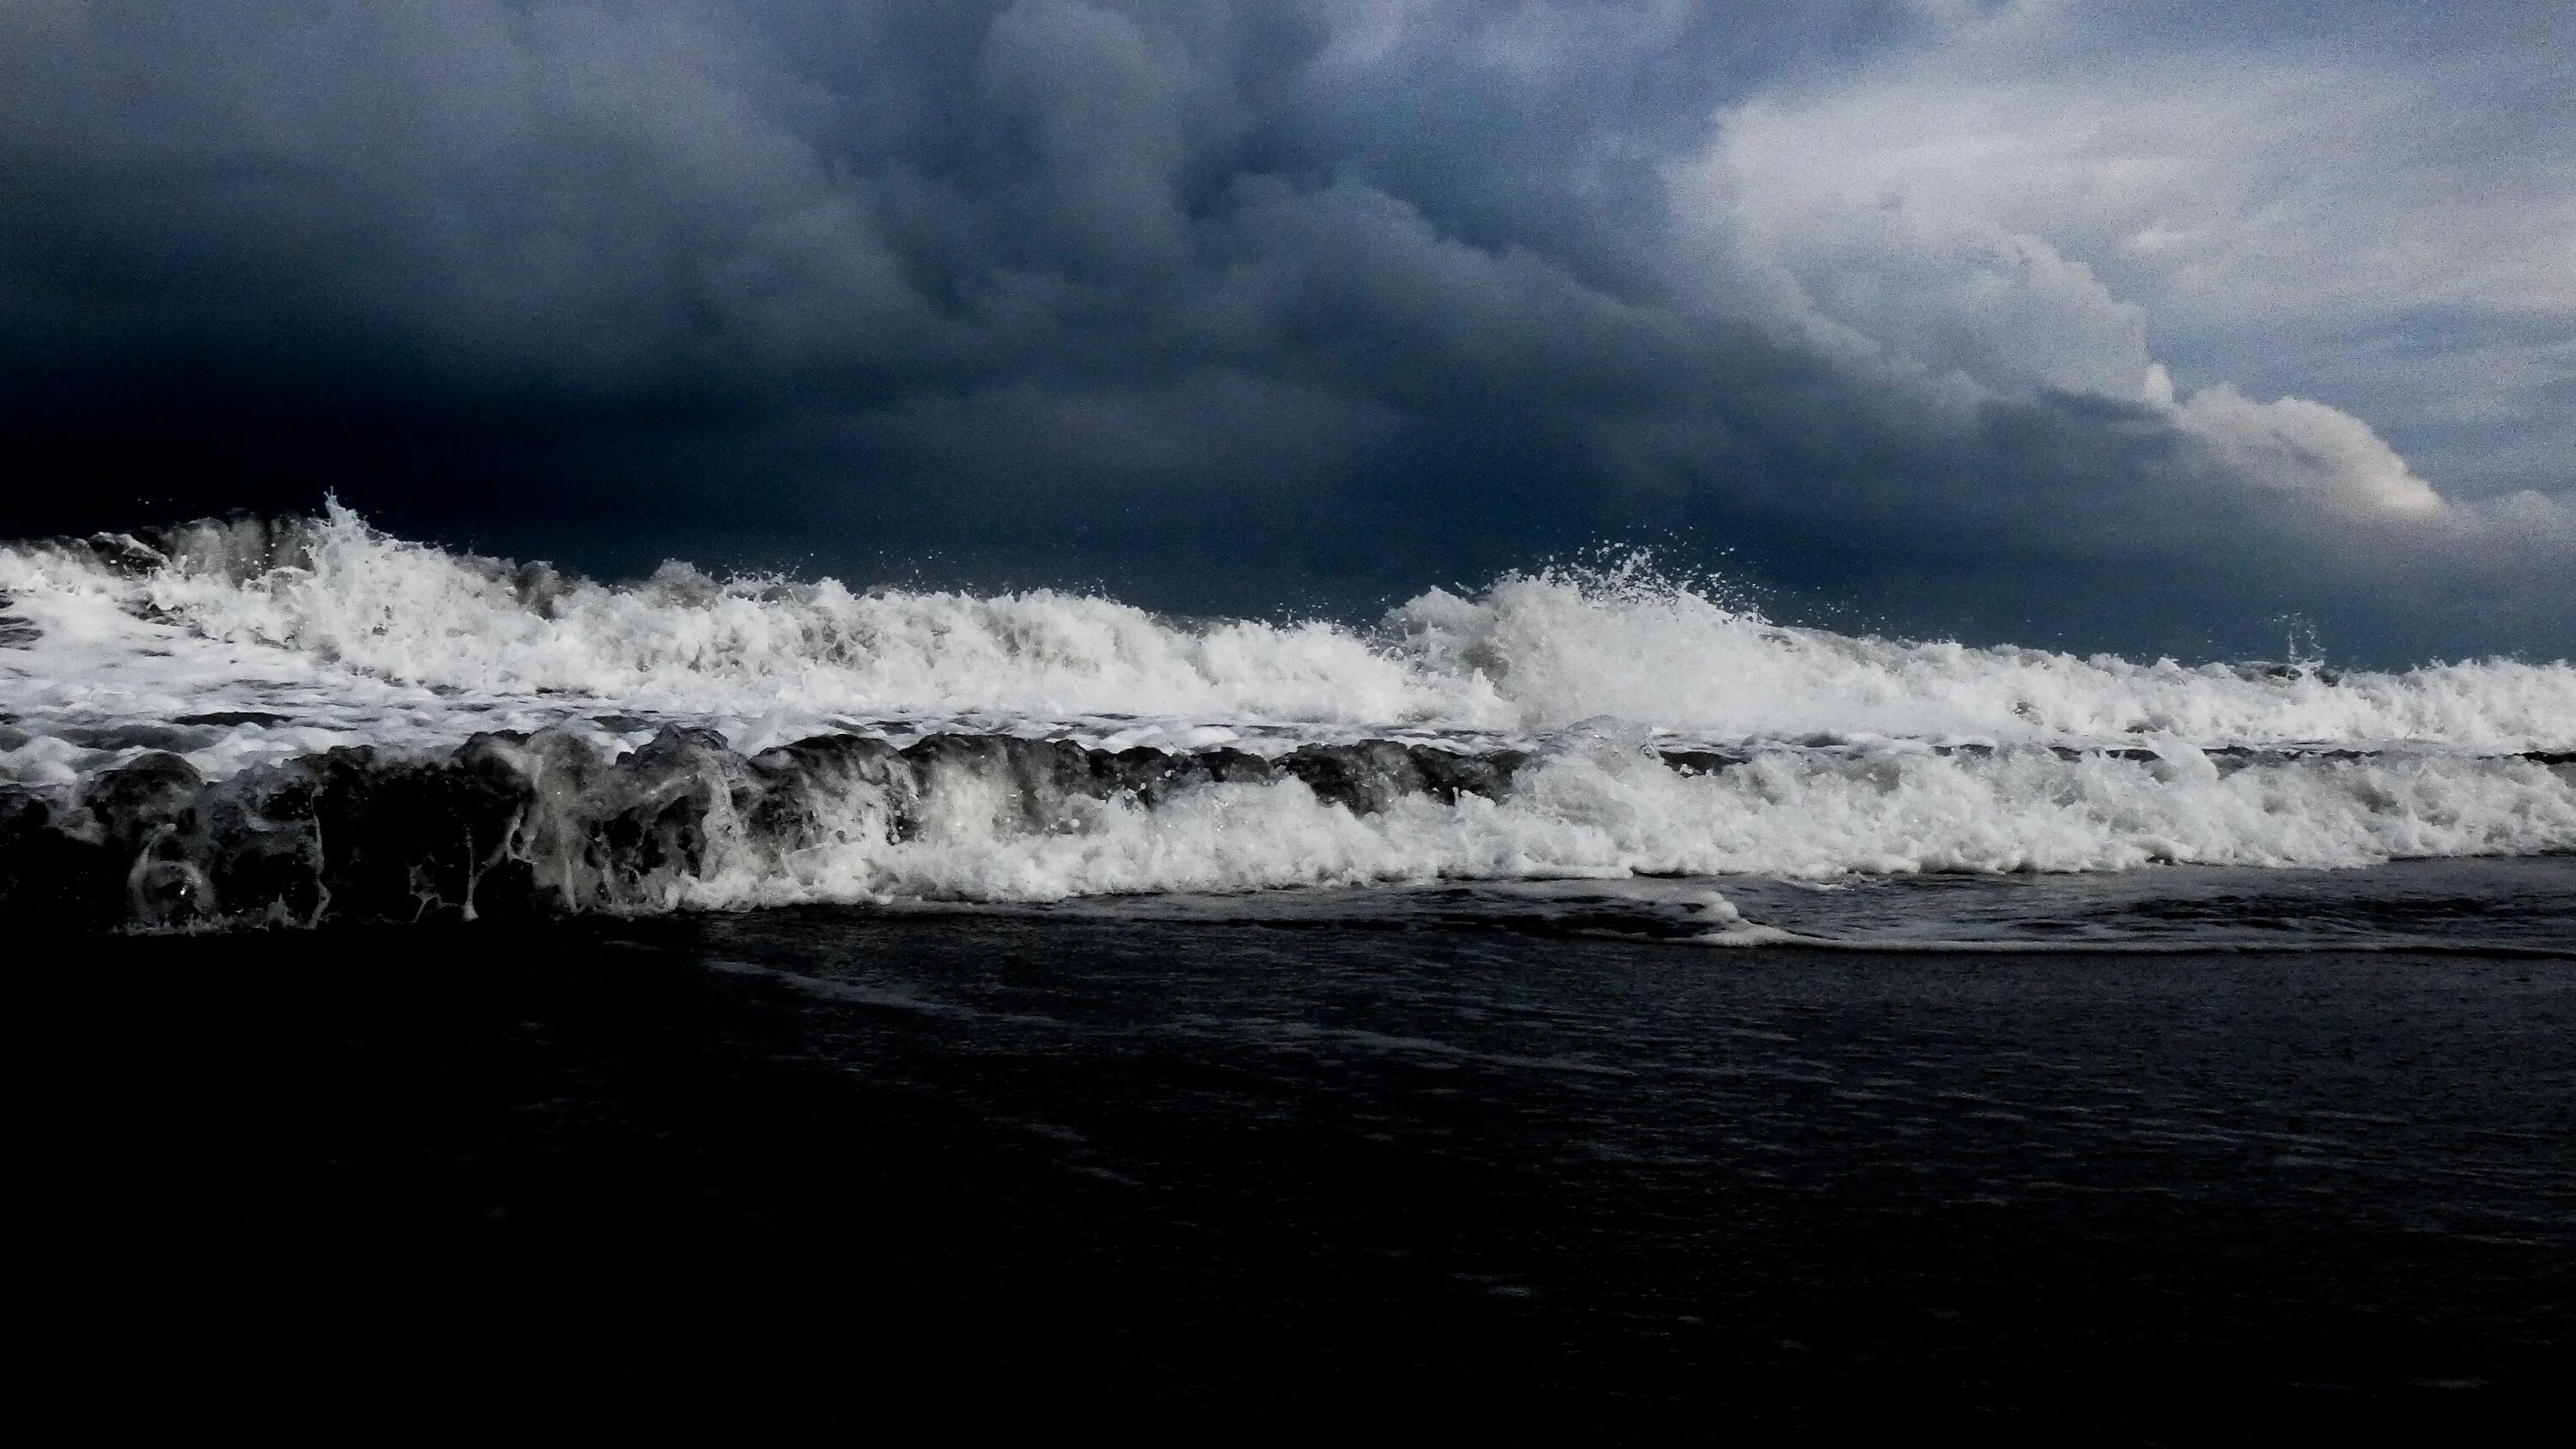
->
[5,506,2573,924]
[5,503,2570,774]
[6,505,1453,723]
[649,743,2576,912]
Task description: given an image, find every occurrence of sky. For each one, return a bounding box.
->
[3,0,2569,662]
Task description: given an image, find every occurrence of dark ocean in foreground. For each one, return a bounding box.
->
[8,512,2572,1433]
[31,894,2573,1435]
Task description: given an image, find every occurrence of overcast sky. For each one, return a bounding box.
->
[3,1,2568,661]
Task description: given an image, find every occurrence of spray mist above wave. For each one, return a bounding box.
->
[3,502,2572,779]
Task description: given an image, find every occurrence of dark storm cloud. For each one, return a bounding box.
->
[2,0,2567,662]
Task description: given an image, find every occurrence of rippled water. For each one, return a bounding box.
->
[1013,853,2576,955]
[37,892,2571,1434]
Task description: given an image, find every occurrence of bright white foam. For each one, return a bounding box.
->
[129,505,1466,723]
[0,505,1489,783]
[8,510,2576,921]
[5,504,2573,797]
[647,743,2576,910]
[1388,564,2576,748]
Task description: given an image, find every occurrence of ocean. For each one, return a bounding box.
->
[7,509,2573,1434]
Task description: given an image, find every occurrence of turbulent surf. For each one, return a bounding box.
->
[3,505,2572,932]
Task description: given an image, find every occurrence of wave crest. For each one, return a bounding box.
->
[5,504,2569,765]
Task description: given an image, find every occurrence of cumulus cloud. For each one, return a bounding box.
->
[0,0,2566,660]
[1709,3,2576,499]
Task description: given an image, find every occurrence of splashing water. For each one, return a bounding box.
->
[3,506,2571,931]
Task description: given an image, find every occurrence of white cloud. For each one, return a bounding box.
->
[1659,3,2572,536]
[2169,384,2441,516]
[1672,3,2573,502]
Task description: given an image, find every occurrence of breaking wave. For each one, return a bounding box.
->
[3,506,2571,930]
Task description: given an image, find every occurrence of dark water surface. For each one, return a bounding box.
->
[28,909,2573,1437]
